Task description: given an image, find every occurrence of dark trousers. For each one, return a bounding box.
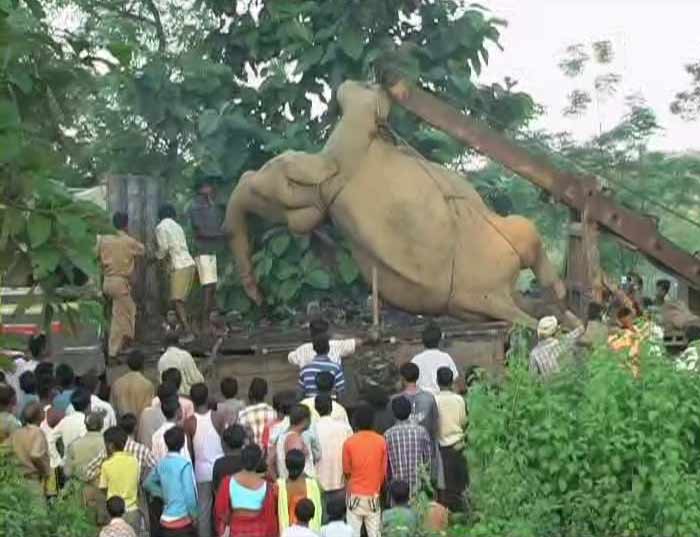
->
[322,488,346,523]
[161,526,197,537]
[438,444,469,512]
[148,496,164,537]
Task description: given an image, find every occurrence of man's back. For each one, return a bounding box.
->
[384,422,432,496]
[54,412,87,453]
[300,397,349,426]
[155,217,194,270]
[315,416,352,491]
[530,327,583,377]
[157,346,203,395]
[395,389,438,440]
[137,404,165,448]
[145,453,197,520]
[10,425,49,479]
[66,432,105,481]
[289,339,356,368]
[434,390,467,447]
[299,357,344,397]
[152,422,190,461]
[343,430,387,496]
[411,349,458,395]
[112,371,154,419]
[98,232,144,278]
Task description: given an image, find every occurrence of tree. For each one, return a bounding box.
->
[671,60,700,121]
[0,0,108,337]
[52,0,538,317]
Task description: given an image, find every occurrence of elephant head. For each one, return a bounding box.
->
[223,152,339,305]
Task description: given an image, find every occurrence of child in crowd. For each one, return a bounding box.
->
[162,310,181,337]
[381,481,417,537]
[99,427,141,533]
[99,496,137,537]
[320,497,353,537]
[282,498,318,537]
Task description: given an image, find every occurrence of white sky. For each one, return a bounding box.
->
[480,0,700,151]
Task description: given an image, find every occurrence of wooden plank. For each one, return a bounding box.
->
[143,177,163,328]
[106,175,127,214]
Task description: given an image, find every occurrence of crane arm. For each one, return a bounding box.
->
[381,77,700,288]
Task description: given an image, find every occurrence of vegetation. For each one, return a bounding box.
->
[0,0,108,339]
[461,342,700,537]
[1,0,699,321]
[0,449,96,536]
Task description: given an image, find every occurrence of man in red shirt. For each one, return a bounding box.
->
[342,404,387,537]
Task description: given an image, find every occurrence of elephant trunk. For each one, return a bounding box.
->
[223,175,264,306]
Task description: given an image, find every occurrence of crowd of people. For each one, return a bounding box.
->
[527,274,692,379]
[0,320,468,537]
[5,184,700,537]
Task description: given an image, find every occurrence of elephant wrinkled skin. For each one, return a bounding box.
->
[223,81,566,327]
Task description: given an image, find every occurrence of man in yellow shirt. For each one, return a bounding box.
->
[97,212,145,360]
[99,426,141,533]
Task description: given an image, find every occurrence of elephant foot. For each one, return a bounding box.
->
[241,275,264,306]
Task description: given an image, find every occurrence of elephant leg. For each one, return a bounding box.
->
[532,246,566,302]
[287,207,325,234]
[498,215,567,308]
[450,292,537,329]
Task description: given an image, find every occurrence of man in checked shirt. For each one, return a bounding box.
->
[529,313,584,378]
[384,396,432,501]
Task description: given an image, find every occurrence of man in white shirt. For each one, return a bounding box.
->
[158,333,204,397]
[151,395,190,462]
[155,204,196,339]
[411,322,459,396]
[53,387,91,463]
[313,394,352,507]
[288,319,360,368]
[66,373,116,432]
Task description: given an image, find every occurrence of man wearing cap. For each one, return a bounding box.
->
[188,175,226,333]
[529,314,584,377]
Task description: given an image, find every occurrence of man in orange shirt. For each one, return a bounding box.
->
[608,307,642,378]
[342,404,387,537]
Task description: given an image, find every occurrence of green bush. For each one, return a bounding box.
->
[462,343,700,537]
[0,451,96,537]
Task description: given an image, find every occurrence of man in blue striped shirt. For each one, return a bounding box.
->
[299,333,345,398]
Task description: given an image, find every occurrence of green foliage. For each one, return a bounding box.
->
[49,0,537,315]
[219,228,363,319]
[463,343,700,537]
[0,450,96,536]
[671,61,700,121]
[0,0,109,326]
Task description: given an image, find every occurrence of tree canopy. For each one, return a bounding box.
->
[1,0,699,320]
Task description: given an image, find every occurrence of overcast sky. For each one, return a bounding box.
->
[480,0,700,151]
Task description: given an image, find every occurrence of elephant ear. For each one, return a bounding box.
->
[282,151,338,186]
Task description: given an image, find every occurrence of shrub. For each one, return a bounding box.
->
[0,450,96,537]
[463,341,700,537]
